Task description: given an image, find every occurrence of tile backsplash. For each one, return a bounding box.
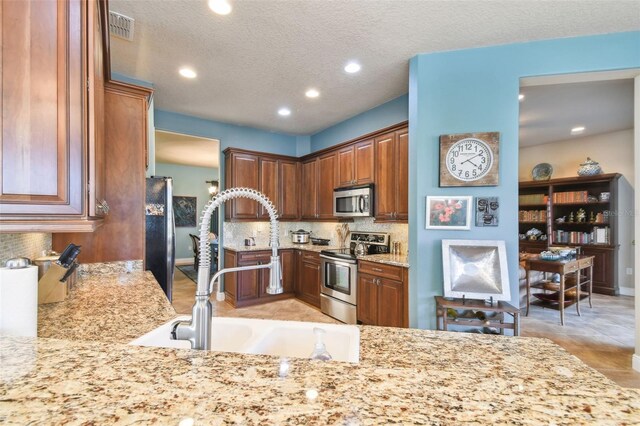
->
[224,218,409,254]
[0,233,52,266]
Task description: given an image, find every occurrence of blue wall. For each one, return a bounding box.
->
[310,94,408,152]
[155,110,298,156]
[408,31,640,329]
[155,162,219,260]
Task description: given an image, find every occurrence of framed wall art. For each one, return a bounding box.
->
[439,132,500,187]
[426,196,472,230]
[173,196,198,227]
[475,196,499,227]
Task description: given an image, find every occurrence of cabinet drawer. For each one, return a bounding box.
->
[358,260,403,281]
[237,251,272,263]
[299,250,320,264]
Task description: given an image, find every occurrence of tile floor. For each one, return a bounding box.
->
[172,267,638,388]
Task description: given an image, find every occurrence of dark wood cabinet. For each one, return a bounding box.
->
[258,157,279,219]
[519,174,621,295]
[337,146,356,187]
[301,159,318,220]
[356,261,408,327]
[223,249,294,307]
[0,0,110,232]
[374,127,408,222]
[225,152,259,220]
[337,139,375,188]
[316,153,337,219]
[278,160,299,220]
[53,81,152,263]
[296,250,321,308]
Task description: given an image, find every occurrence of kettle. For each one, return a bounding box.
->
[354,242,367,256]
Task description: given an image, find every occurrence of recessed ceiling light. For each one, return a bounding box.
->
[208,0,232,15]
[179,67,197,79]
[571,126,585,134]
[518,93,525,101]
[305,89,320,98]
[344,62,361,74]
[278,108,291,117]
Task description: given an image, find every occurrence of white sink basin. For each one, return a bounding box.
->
[130,316,360,363]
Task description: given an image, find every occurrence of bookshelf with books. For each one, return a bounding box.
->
[519,173,621,295]
[518,183,550,253]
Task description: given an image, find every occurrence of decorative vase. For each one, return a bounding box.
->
[577,157,602,176]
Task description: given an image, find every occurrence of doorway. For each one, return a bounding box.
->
[517,70,638,387]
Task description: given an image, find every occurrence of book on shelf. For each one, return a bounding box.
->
[553,226,610,245]
[518,209,547,222]
[518,194,547,205]
[552,191,589,204]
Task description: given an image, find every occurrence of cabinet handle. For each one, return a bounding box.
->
[372,267,383,272]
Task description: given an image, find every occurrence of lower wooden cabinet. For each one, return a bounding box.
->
[357,261,408,327]
[223,249,295,307]
[581,246,617,295]
[295,250,321,308]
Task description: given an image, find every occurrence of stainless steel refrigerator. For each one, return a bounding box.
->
[145,177,175,301]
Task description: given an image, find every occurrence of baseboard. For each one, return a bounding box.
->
[175,258,194,266]
[619,287,635,297]
[633,354,640,372]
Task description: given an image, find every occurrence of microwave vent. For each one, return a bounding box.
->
[109,11,135,41]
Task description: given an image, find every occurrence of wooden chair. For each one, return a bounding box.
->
[189,234,200,269]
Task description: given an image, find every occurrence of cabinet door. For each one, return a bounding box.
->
[298,260,321,308]
[227,153,259,219]
[301,159,318,220]
[258,157,278,219]
[280,249,295,294]
[374,132,396,220]
[87,0,107,217]
[357,274,378,325]
[278,160,299,220]
[354,139,374,185]
[395,129,409,220]
[377,277,404,327]
[316,152,337,219]
[1,0,84,216]
[223,250,238,299]
[337,146,355,187]
[582,247,616,295]
[237,262,261,300]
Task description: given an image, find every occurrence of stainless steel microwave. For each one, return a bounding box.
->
[333,185,373,217]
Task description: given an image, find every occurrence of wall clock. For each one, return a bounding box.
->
[439,132,500,187]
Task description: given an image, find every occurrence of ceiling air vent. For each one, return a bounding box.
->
[108,11,135,41]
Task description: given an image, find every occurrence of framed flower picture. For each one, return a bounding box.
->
[426,196,472,230]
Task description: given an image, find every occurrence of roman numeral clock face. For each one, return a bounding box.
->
[439,132,500,187]
[446,138,493,181]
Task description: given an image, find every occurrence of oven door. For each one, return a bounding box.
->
[320,255,357,305]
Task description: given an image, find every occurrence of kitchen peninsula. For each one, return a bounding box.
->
[1,265,639,424]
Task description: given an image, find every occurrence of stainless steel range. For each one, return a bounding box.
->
[319,232,390,324]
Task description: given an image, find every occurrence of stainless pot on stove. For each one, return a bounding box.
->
[291,229,311,244]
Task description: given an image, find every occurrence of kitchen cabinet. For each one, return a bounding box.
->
[301,159,319,220]
[223,249,294,308]
[278,160,300,220]
[374,127,408,222]
[316,153,338,219]
[53,81,152,263]
[224,151,259,220]
[224,149,300,221]
[337,139,374,187]
[296,250,321,308]
[357,260,408,327]
[0,0,110,232]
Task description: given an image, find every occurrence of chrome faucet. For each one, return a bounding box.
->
[170,188,282,350]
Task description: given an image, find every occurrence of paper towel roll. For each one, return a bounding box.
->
[0,265,38,337]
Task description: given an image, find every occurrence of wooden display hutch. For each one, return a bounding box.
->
[519,173,621,295]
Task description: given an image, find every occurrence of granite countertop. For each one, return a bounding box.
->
[1,267,639,423]
[224,244,409,267]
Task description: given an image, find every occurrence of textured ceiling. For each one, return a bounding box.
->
[109,0,640,135]
[519,79,634,147]
[155,131,220,168]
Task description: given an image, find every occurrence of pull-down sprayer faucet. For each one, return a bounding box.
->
[170,188,282,350]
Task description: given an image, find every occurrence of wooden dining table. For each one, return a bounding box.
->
[524,254,595,325]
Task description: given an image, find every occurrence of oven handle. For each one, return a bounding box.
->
[320,254,357,265]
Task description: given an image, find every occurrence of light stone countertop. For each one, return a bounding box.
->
[224,244,409,267]
[1,267,638,424]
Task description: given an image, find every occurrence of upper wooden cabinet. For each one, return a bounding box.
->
[337,139,374,187]
[375,127,408,221]
[300,158,318,220]
[0,0,111,232]
[224,148,301,221]
[316,152,338,219]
